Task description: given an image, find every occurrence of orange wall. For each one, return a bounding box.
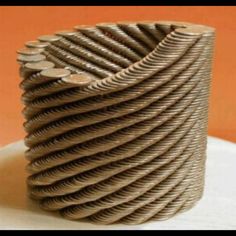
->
[0,6,236,146]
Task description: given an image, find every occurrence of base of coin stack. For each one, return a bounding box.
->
[17,21,215,225]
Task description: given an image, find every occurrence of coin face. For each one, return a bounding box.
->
[175,26,213,36]
[62,73,93,86]
[25,41,49,48]
[117,21,137,25]
[17,48,44,55]
[55,30,77,37]
[74,25,94,31]
[38,35,61,42]
[95,23,116,29]
[25,61,55,71]
[40,68,71,78]
[17,54,46,63]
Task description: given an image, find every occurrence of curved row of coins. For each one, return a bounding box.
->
[17,21,215,224]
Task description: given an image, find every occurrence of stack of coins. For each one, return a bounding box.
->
[17,21,215,225]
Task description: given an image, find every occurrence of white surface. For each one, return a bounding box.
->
[0,136,235,230]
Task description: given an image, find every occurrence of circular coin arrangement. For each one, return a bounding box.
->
[17,21,215,225]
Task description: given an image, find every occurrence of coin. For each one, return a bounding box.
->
[38,35,61,42]
[25,61,55,71]
[55,30,77,37]
[117,21,137,25]
[95,23,117,29]
[175,26,213,36]
[74,25,94,31]
[40,68,71,78]
[25,41,49,48]
[17,48,43,55]
[17,54,46,63]
[61,73,93,86]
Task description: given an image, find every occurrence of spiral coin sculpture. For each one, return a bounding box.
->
[17,21,215,225]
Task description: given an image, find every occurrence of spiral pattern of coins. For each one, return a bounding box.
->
[17,21,215,224]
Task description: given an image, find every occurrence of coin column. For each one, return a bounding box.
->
[18,21,215,225]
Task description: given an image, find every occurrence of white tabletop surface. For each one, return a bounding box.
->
[0,136,235,230]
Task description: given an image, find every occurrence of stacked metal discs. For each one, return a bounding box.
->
[17,21,215,224]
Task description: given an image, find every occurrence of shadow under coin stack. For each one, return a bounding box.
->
[17,21,215,225]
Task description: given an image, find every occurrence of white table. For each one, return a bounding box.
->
[0,136,236,230]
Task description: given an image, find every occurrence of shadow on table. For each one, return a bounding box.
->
[0,142,58,218]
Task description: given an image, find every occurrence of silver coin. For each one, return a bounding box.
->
[38,35,61,42]
[25,61,55,71]
[61,73,93,86]
[175,26,214,36]
[41,68,71,78]
[25,40,49,48]
[55,30,77,37]
[17,48,43,55]
[17,54,46,63]
[74,25,94,31]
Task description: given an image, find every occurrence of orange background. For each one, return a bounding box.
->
[0,6,236,146]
